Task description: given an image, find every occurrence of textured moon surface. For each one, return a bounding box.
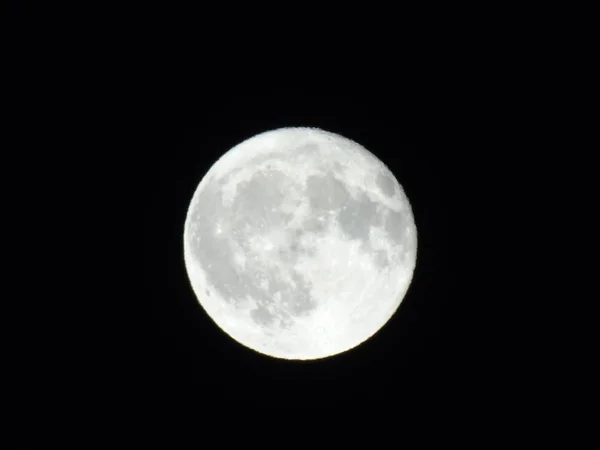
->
[183,127,417,360]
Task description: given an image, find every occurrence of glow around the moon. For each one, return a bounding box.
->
[183,127,417,360]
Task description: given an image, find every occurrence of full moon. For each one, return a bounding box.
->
[183,127,417,360]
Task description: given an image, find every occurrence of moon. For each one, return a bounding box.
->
[183,127,417,360]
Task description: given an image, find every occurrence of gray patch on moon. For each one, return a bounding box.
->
[306,174,349,211]
[248,270,316,329]
[250,307,275,326]
[374,205,387,226]
[303,172,400,269]
[376,171,396,197]
[302,216,328,234]
[277,230,316,264]
[331,162,344,174]
[385,209,410,246]
[230,169,291,230]
[295,142,320,156]
[337,192,379,244]
[188,169,320,329]
[373,249,390,269]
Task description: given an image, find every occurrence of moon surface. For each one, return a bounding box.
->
[183,127,417,360]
